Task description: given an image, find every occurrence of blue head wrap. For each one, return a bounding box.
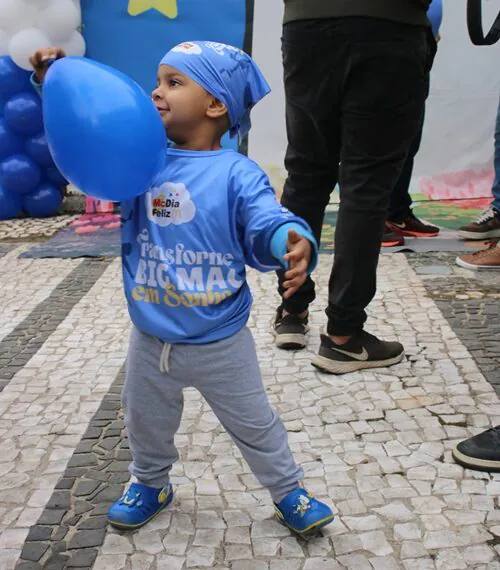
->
[160,41,271,140]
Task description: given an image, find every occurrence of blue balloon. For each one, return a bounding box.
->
[0,57,31,97]
[43,57,166,201]
[4,92,43,136]
[0,94,7,116]
[44,166,67,187]
[0,185,22,220]
[25,132,55,167]
[0,119,23,161]
[0,154,41,195]
[428,0,442,37]
[23,183,62,217]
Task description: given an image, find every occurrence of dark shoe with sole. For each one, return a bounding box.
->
[452,427,500,472]
[382,223,405,247]
[457,207,500,240]
[273,308,309,350]
[312,331,404,374]
[387,211,440,237]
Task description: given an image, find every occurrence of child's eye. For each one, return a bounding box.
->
[169,79,181,87]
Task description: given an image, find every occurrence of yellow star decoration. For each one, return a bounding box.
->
[128,0,178,19]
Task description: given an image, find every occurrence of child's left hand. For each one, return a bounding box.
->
[282,229,312,299]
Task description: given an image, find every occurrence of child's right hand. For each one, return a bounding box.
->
[29,47,66,83]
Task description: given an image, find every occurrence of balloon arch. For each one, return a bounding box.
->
[0,0,85,220]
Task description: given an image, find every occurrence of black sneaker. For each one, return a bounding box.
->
[382,224,405,247]
[273,308,309,350]
[387,211,440,237]
[312,331,404,374]
[452,427,500,472]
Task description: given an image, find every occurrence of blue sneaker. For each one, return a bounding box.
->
[107,482,173,530]
[275,488,334,536]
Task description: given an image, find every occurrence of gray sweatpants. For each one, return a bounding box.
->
[123,325,304,504]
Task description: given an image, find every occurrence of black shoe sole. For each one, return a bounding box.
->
[452,447,500,473]
[311,352,404,374]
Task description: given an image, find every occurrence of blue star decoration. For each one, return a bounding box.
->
[128,0,178,19]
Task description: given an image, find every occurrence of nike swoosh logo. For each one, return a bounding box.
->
[391,221,406,229]
[332,347,369,361]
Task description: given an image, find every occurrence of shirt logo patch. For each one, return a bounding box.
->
[146,182,196,227]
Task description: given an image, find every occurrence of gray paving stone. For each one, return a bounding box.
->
[66,548,99,568]
[20,542,49,562]
[15,562,41,570]
[74,480,101,497]
[68,529,107,550]
[78,515,108,530]
[38,510,67,525]
[26,526,53,542]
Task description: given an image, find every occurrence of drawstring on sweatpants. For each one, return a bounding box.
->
[160,343,172,373]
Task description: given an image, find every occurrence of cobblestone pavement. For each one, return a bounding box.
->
[1,241,500,570]
[406,253,499,396]
[0,216,78,241]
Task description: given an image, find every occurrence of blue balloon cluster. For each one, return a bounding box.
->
[0,56,65,221]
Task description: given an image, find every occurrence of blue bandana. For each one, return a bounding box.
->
[160,41,271,140]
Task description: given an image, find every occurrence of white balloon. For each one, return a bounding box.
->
[59,29,85,56]
[0,0,36,35]
[36,0,79,42]
[8,27,52,70]
[0,29,10,56]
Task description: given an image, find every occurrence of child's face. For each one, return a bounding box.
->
[152,64,214,144]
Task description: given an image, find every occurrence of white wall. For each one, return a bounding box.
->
[249,0,286,176]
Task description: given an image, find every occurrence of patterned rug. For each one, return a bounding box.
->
[21,214,121,258]
[319,199,489,254]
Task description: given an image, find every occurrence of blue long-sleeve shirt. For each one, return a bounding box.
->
[121,147,316,344]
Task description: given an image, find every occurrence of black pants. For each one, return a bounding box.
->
[278,17,435,336]
[388,107,426,221]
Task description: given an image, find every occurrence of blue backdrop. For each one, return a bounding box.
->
[81,0,252,150]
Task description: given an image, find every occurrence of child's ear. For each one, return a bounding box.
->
[207,97,228,119]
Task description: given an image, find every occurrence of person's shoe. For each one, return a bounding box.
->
[457,207,500,240]
[386,211,440,237]
[107,482,173,530]
[312,331,404,374]
[272,307,309,350]
[452,427,500,472]
[456,240,500,270]
[275,488,334,536]
[382,224,405,247]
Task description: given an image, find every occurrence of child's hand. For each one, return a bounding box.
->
[282,228,312,299]
[29,47,66,83]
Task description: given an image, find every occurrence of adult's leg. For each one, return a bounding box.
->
[277,19,341,315]
[387,109,425,221]
[326,19,434,336]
